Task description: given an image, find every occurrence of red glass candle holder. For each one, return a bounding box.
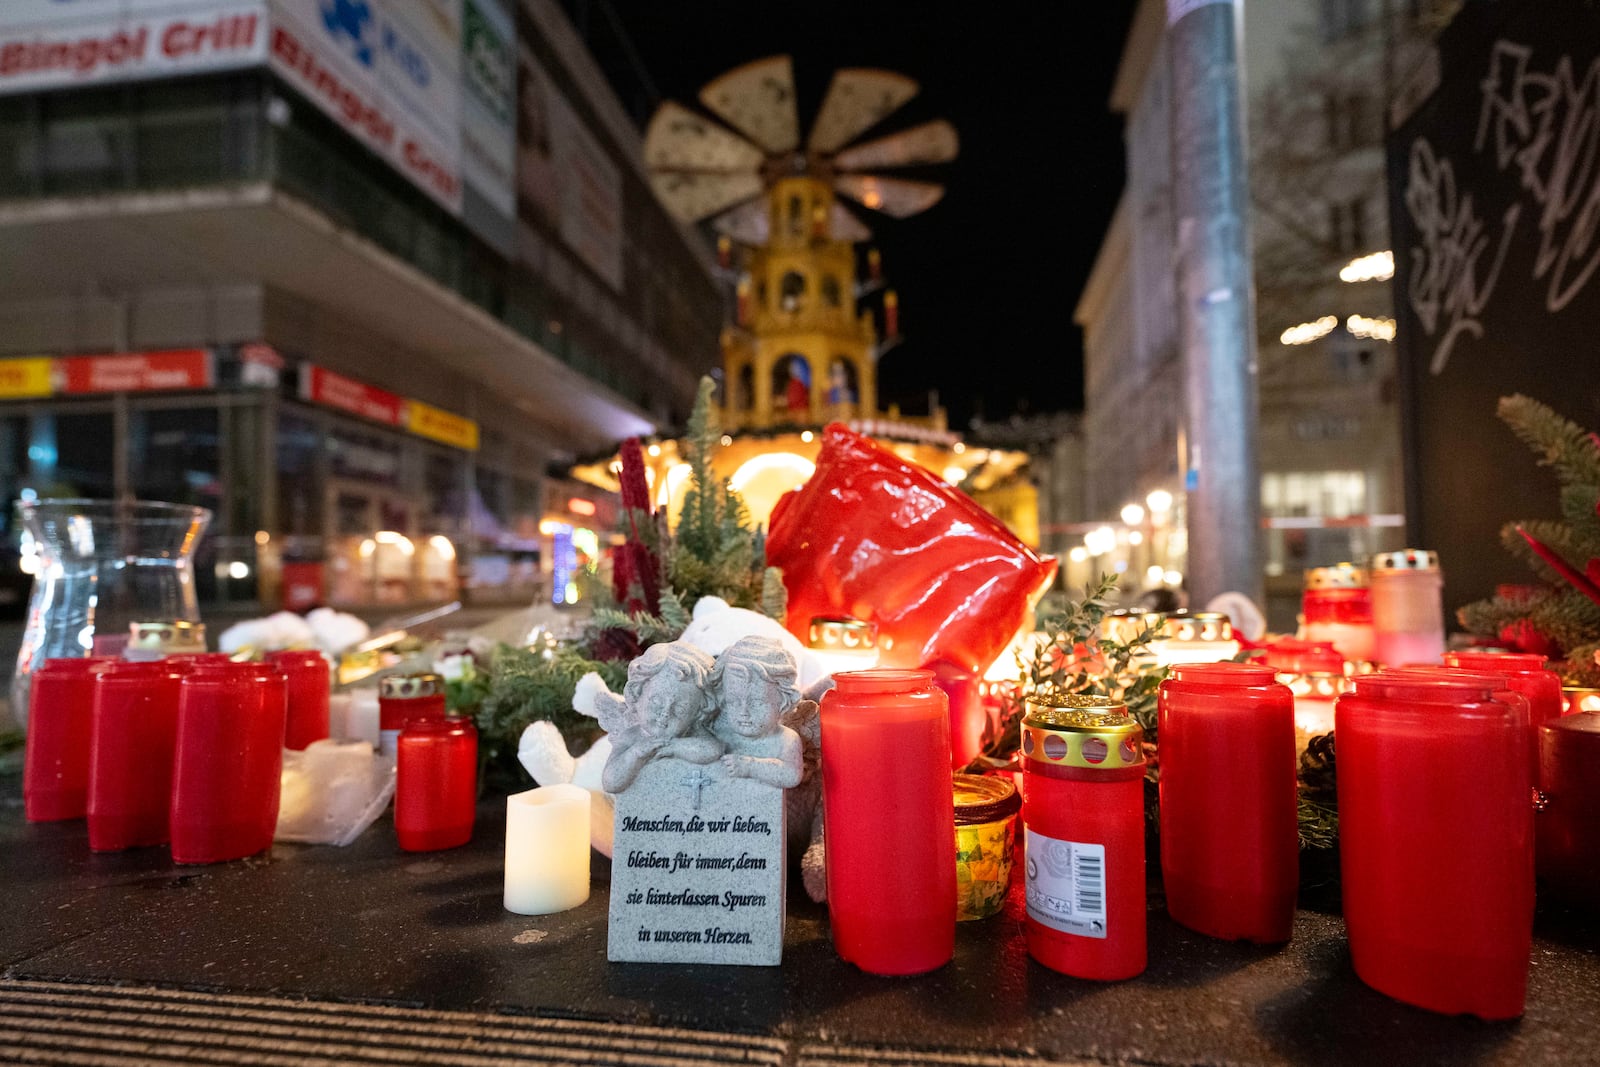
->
[378,673,447,756]
[820,669,956,975]
[1537,711,1600,904]
[164,652,238,671]
[24,657,114,821]
[1335,669,1533,1019]
[1301,563,1374,663]
[395,717,478,852]
[1260,638,1344,676]
[170,662,287,864]
[1442,650,1563,782]
[1022,695,1146,981]
[268,650,331,751]
[1158,662,1298,943]
[88,662,184,851]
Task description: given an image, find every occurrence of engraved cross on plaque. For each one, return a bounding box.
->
[681,768,714,810]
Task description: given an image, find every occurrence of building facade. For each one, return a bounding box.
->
[1076,0,1435,625]
[0,0,721,617]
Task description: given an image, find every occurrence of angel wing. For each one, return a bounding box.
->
[593,688,630,737]
[781,698,821,783]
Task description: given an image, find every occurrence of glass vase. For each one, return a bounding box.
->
[12,499,210,726]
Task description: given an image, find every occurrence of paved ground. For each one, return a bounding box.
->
[3,783,1598,1067]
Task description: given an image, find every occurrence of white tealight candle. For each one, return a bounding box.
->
[344,689,381,748]
[505,784,591,915]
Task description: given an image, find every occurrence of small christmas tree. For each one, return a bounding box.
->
[1457,395,1600,686]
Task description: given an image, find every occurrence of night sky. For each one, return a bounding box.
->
[584,2,1136,428]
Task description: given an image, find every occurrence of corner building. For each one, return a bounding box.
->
[0,0,720,615]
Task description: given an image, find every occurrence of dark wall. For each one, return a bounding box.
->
[1388,0,1600,619]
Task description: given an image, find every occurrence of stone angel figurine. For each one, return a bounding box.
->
[597,641,725,795]
[710,636,825,900]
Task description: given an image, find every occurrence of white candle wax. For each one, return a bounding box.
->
[504,784,591,915]
[345,689,381,748]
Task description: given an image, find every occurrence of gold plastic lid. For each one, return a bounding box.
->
[128,620,207,652]
[380,673,444,700]
[807,615,877,651]
[1372,549,1440,572]
[1022,694,1144,771]
[1282,671,1349,700]
[1099,610,1168,646]
[1305,562,1369,589]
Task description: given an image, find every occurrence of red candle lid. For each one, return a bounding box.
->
[1354,667,1510,700]
[181,661,283,682]
[1167,661,1279,686]
[1260,639,1344,675]
[830,668,936,694]
[267,649,330,670]
[96,663,183,686]
[38,656,115,674]
[1443,650,1549,675]
[400,716,476,739]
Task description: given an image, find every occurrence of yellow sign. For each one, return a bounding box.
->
[0,358,55,398]
[405,400,479,451]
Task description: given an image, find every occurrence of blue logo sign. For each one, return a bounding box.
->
[320,0,374,67]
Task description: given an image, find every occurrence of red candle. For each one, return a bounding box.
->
[1536,711,1600,903]
[87,662,183,851]
[1301,563,1374,662]
[928,660,987,770]
[23,657,112,821]
[170,662,287,864]
[1442,650,1563,782]
[378,673,446,756]
[268,650,331,750]
[1159,662,1298,942]
[820,669,956,975]
[1335,670,1533,1019]
[1260,638,1343,676]
[395,717,478,852]
[1022,695,1146,981]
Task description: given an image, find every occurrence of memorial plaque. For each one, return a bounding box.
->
[607,758,786,965]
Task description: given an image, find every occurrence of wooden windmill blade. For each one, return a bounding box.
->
[829,201,873,242]
[698,56,800,155]
[650,171,765,223]
[807,68,920,154]
[643,101,766,173]
[834,120,960,172]
[833,174,946,218]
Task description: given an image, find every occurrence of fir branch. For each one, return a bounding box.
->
[1499,394,1600,488]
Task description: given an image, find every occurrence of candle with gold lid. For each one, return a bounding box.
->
[126,620,207,660]
[806,615,880,678]
[378,673,446,756]
[1302,562,1374,663]
[1370,550,1444,666]
[1021,693,1146,980]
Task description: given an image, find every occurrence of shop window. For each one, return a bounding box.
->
[38,410,116,499]
[277,411,324,540]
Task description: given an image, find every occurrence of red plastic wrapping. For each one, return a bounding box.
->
[767,423,1056,678]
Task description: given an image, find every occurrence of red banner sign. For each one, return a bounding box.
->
[57,350,214,394]
[298,365,405,426]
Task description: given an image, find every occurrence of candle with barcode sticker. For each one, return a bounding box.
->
[1021,695,1146,981]
[1158,662,1298,943]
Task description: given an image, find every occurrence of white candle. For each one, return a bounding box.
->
[505,784,591,915]
[345,689,381,748]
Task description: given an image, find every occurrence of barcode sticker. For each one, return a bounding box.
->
[1025,830,1108,939]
